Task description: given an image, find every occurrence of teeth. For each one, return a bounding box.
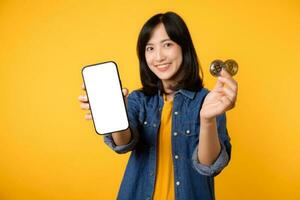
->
[157,63,169,68]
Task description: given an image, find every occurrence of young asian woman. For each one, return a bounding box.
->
[78,11,238,200]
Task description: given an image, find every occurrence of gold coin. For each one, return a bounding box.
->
[224,59,238,76]
[210,59,224,77]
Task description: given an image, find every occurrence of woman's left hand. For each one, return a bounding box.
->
[200,68,238,121]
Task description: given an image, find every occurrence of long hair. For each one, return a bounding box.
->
[137,11,204,96]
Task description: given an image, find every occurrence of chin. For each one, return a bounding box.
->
[156,74,173,80]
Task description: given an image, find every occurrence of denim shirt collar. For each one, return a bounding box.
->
[158,88,197,100]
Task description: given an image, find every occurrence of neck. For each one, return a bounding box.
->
[162,80,175,94]
[164,92,174,101]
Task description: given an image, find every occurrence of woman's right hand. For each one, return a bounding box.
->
[78,83,129,120]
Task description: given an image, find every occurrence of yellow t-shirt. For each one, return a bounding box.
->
[153,95,175,200]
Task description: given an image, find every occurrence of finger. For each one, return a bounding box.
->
[85,113,92,120]
[122,88,129,97]
[80,103,90,110]
[122,88,129,107]
[220,95,234,110]
[218,76,238,92]
[78,95,88,102]
[82,83,86,90]
[222,87,237,103]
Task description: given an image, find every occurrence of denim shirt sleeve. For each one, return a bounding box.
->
[103,91,141,154]
[192,113,232,176]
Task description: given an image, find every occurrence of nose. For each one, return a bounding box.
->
[154,48,166,62]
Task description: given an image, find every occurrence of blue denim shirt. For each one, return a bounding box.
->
[104,88,231,200]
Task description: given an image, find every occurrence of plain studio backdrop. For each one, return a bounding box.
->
[0,1,299,199]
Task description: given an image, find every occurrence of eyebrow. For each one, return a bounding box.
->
[146,39,172,45]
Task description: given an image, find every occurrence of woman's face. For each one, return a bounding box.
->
[145,23,183,83]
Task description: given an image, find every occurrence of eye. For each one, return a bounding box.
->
[164,42,173,48]
[146,46,154,52]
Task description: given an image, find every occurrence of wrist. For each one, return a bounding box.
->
[200,116,216,125]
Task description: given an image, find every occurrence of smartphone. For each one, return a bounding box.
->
[81,61,129,135]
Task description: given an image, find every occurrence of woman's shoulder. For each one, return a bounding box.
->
[127,89,150,103]
[191,87,210,102]
[199,87,209,94]
[194,87,210,97]
[127,89,159,108]
[128,89,146,98]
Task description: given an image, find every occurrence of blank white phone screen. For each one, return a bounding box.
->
[82,61,129,135]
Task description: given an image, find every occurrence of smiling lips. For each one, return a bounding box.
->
[156,63,171,72]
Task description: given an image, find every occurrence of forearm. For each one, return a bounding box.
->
[198,117,221,165]
[111,128,132,146]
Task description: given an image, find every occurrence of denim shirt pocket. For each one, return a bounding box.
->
[182,120,200,137]
[138,110,154,127]
[138,111,157,146]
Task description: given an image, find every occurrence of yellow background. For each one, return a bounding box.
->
[1,0,299,199]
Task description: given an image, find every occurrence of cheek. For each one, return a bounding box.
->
[178,53,183,64]
[171,48,182,64]
[145,54,152,65]
[145,56,155,72]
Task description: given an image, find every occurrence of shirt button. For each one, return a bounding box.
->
[149,171,154,176]
[186,130,190,134]
[175,155,179,159]
[174,111,179,115]
[176,181,180,186]
[145,197,151,200]
[173,132,178,136]
[153,123,157,127]
[144,121,148,125]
